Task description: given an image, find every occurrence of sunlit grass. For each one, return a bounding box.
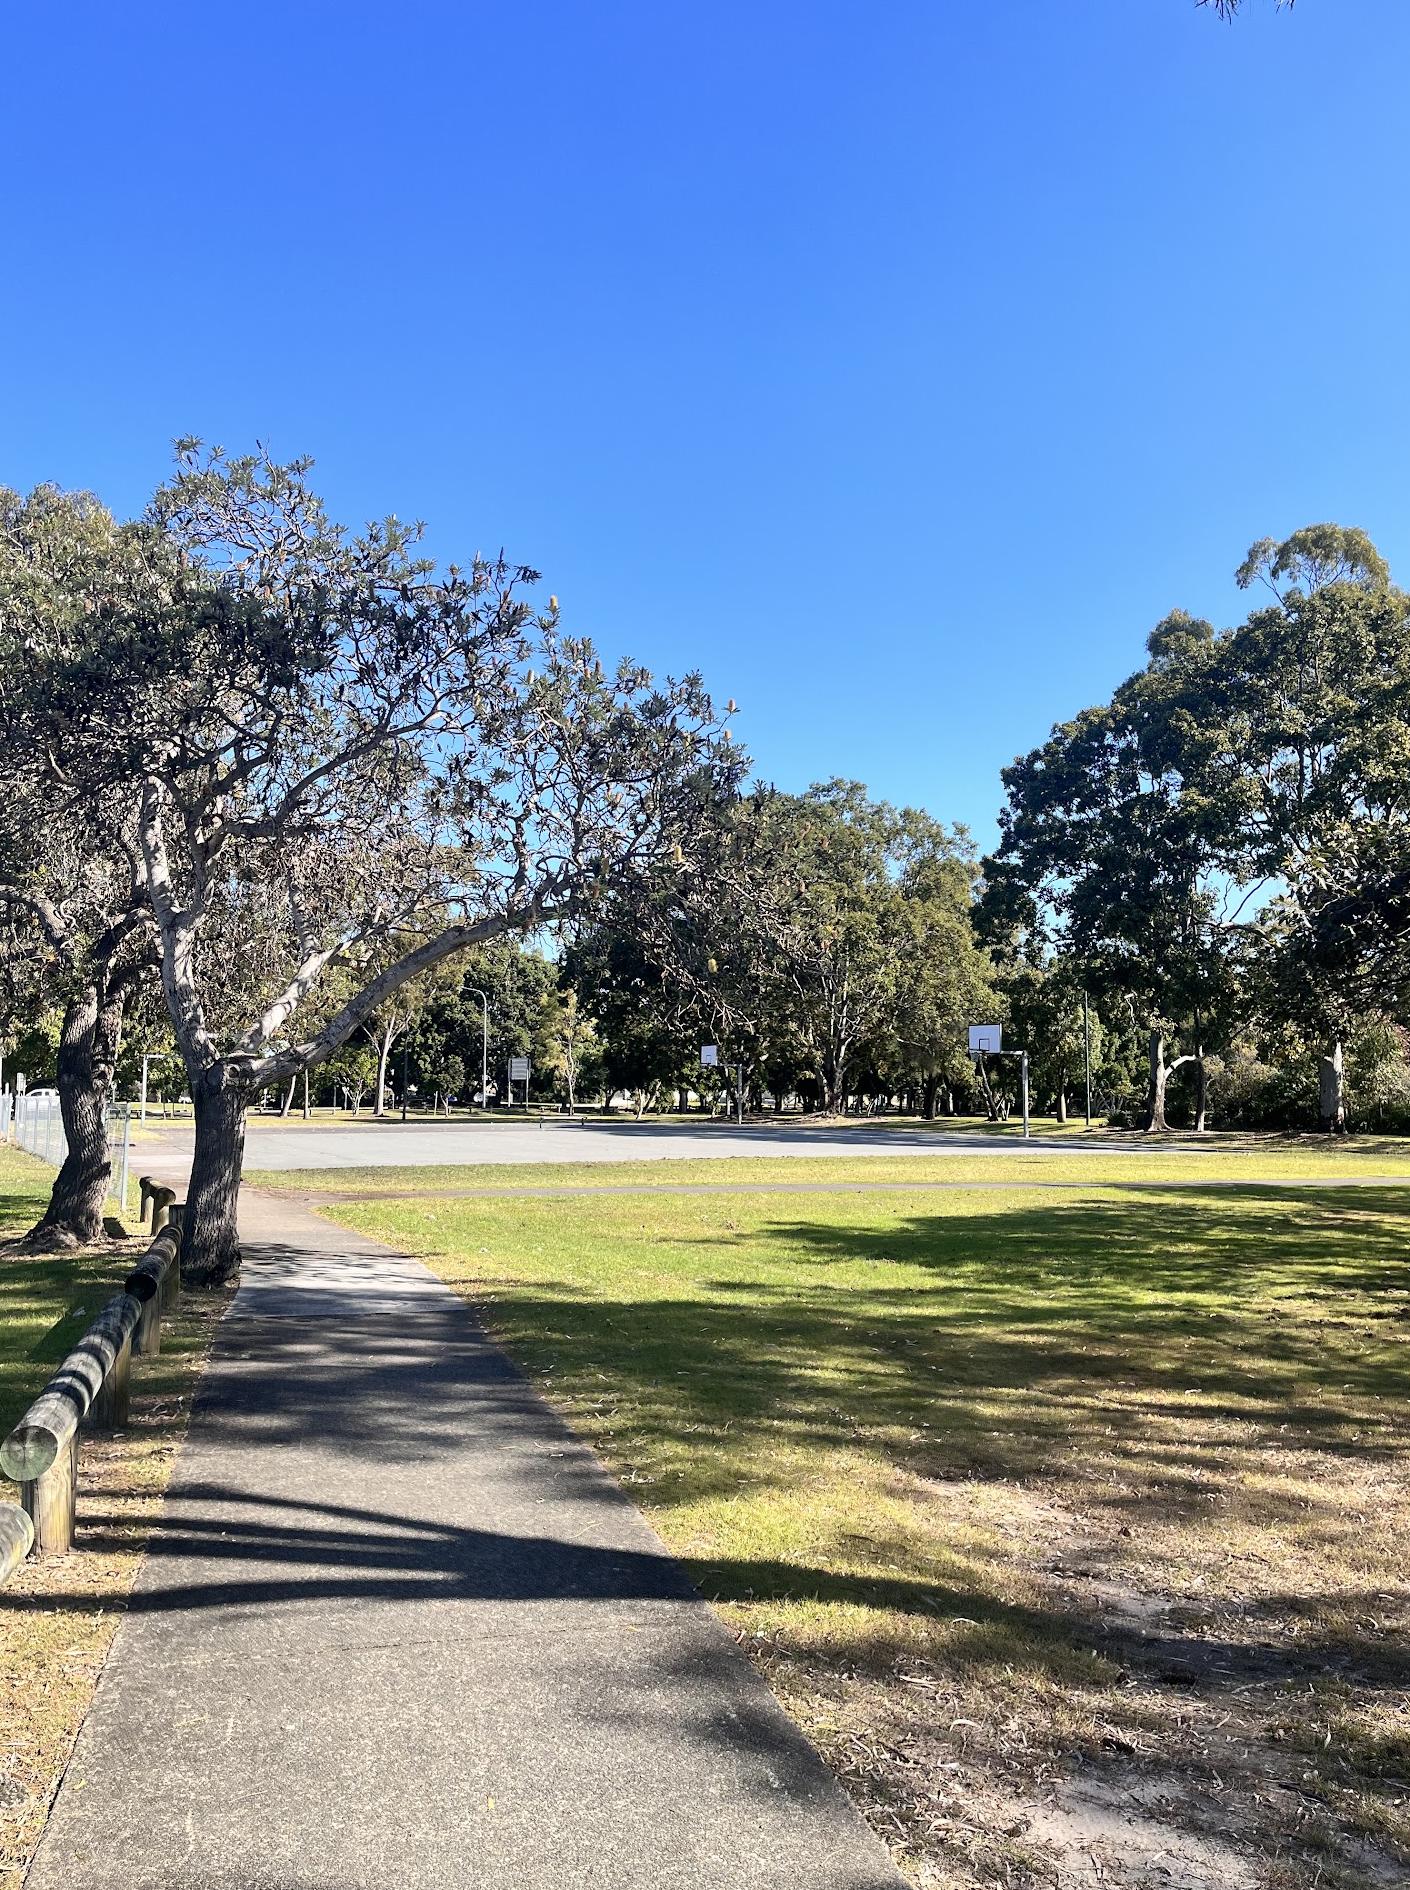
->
[246,1134,1410,1199]
[321,1176,1410,1886]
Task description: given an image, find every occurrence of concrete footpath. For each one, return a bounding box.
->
[27,1190,905,1890]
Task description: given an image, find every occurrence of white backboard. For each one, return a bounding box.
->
[509,1056,530,1081]
[700,1045,719,1068]
[968,1024,1002,1055]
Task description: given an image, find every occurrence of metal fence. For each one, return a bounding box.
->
[4,1093,134,1213]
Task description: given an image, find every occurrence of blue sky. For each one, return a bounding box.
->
[3,1,1406,849]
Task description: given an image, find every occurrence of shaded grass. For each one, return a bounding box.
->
[0,1145,222,1887]
[322,1177,1410,1888]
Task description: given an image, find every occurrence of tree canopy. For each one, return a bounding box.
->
[2,447,741,1277]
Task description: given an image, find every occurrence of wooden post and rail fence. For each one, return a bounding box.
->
[0,1176,189,1577]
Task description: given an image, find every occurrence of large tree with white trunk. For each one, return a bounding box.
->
[6,446,741,1280]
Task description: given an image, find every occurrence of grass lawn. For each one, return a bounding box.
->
[246,1133,1410,1201]
[0,1144,223,1888]
[318,1164,1410,1889]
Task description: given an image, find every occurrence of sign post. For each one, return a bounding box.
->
[509,1055,530,1106]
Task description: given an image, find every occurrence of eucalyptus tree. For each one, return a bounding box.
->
[536,986,601,1111]
[570,786,773,1120]
[7,446,740,1281]
[999,957,1102,1124]
[0,485,161,1245]
[879,810,996,1117]
[986,622,1240,1132]
[0,828,152,1246]
[1156,526,1410,1127]
[567,920,695,1111]
[584,782,990,1119]
[749,782,915,1114]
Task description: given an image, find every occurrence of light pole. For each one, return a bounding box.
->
[464,986,490,1113]
[1082,989,1092,1129]
[140,1051,172,1123]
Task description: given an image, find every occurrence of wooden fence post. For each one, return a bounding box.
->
[125,1225,180,1357]
[134,1290,161,1357]
[89,1333,132,1429]
[2,1291,143,1557]
[165,1205,184,1307]
[22,1441,77,1556]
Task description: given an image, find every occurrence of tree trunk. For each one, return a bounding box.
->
[1193,1051,1208,1133]
[302,1068,310,1120]
[28,984,122,1247]
[974,1053,1000,1122]
[1319,1041,1346,1134]
[1055,1087,1067,1124]
[922,1075,940,1121]
[279,1075,296,1117]
[373,1021,395,1119]
[184,1070,249,1286]
[1145,1031,1170,1133]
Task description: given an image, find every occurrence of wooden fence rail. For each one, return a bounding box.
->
[0,1214,185,1560]
[138,1177,177,1234]
[124,1225,181,1355]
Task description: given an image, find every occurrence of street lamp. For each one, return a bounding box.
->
[464,987,490,1112]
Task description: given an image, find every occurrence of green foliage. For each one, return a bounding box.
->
[3,1014,61,1088]
[571,781,997,1115]
[989,521,1410,1130]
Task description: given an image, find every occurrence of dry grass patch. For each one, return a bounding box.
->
[322,1178,1410,1889]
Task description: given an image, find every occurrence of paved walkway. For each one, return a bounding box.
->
[29,1191,903,1889]
[233,1114,1131,1169]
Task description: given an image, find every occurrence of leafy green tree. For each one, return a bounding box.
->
[579,782,992,1120]
[3,448,740,1280]
[0,486,161,1242]
[1152,526,1410,1128]
[1001,957,1102,1124]
[321,1040,379,1113]
[536,986,602,1110]
[878,811,996,1116]
[986,643,1239,1131]
[567,921,693,1113]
